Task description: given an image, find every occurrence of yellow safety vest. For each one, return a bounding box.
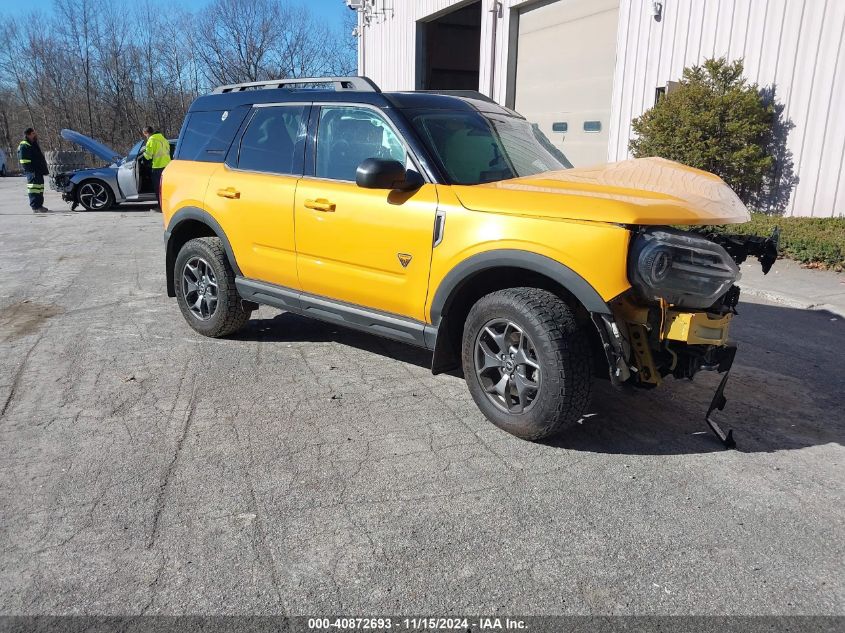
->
[143,133,171,169]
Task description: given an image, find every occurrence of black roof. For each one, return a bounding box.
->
[188,88,521,118]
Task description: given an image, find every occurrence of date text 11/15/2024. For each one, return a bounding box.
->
[307,617,528,630]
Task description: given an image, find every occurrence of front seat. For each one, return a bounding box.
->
[325,117,384,181]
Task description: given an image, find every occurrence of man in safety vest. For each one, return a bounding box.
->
[142,126,171,209]
[18,128,50,213]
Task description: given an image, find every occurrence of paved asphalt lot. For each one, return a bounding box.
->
[0,176,842,616]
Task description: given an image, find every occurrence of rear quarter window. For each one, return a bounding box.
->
[175,107,249,162]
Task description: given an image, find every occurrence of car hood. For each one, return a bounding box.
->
[60,129,122,164]
[450,157,751,225]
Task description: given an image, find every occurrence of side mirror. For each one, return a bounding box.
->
[356,158,423,192]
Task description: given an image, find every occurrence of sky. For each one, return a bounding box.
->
[1,0,349,29]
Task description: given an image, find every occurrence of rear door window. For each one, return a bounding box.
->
[237,106,308,175]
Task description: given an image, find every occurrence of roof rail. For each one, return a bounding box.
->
[212,76,381,94]
[415,90,497,104]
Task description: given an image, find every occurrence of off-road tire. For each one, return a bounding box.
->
[175,237,252,338]
[48,163,81,176]
[461,287,593,441]
[45,150,88,176]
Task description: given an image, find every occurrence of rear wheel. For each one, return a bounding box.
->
[76,179,114,211]
[461,287,593,441]
[175,237,252,338]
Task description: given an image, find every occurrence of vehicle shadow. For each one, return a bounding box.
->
[234,302,843,456]
[106,202,160,213]
[47,203,159,213]
[235,310,435,370]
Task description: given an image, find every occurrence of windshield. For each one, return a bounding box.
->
[128,140,144,160]
[407,109,571,185]
[116,140,144,165]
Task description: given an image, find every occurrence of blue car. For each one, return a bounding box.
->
[52,129,174,210]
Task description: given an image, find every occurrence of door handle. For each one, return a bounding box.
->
[216,187,240,199]
[304,198,336,212]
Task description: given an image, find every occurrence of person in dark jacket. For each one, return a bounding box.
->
[18,128,50,213]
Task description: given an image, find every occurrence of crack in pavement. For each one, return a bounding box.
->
[146,362,196,550]
[231,411,288,615]
[1,332,45,419]
[140,555,167,615]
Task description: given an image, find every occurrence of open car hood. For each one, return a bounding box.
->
[450,157,751,226]
[60,129,122,164]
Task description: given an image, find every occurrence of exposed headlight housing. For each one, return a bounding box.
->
[629,228,741,309]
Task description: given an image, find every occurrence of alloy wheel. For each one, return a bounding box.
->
[474,319,541,414]
[182,257,219,320]
[78,182,110,210]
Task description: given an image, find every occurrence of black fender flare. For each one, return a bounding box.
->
[164,206,241,297]
[428,249,614,374]
[430,249,612,323]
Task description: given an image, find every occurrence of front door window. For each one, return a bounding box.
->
[315,106,406,181]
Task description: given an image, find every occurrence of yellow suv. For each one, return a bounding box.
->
[162,77,777,446]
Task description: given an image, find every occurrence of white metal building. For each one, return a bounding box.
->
[354,0,845,217]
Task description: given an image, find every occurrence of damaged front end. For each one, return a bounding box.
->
[693,227,780,275]
[596,226,779,448]
[50,172,78,204]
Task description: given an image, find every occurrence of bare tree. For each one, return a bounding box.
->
[195,0,280,85]
[54,0,99,137]
[0,18,37,130]
[0,0,357,158]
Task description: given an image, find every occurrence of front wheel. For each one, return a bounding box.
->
[174,237,252,337]
[461,287,593,441]
[76,179,114,211]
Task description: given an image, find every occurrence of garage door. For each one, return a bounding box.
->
[513,0,619,167]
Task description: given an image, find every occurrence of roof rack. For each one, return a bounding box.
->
[212,76,381,94]
[415,90,497,104]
